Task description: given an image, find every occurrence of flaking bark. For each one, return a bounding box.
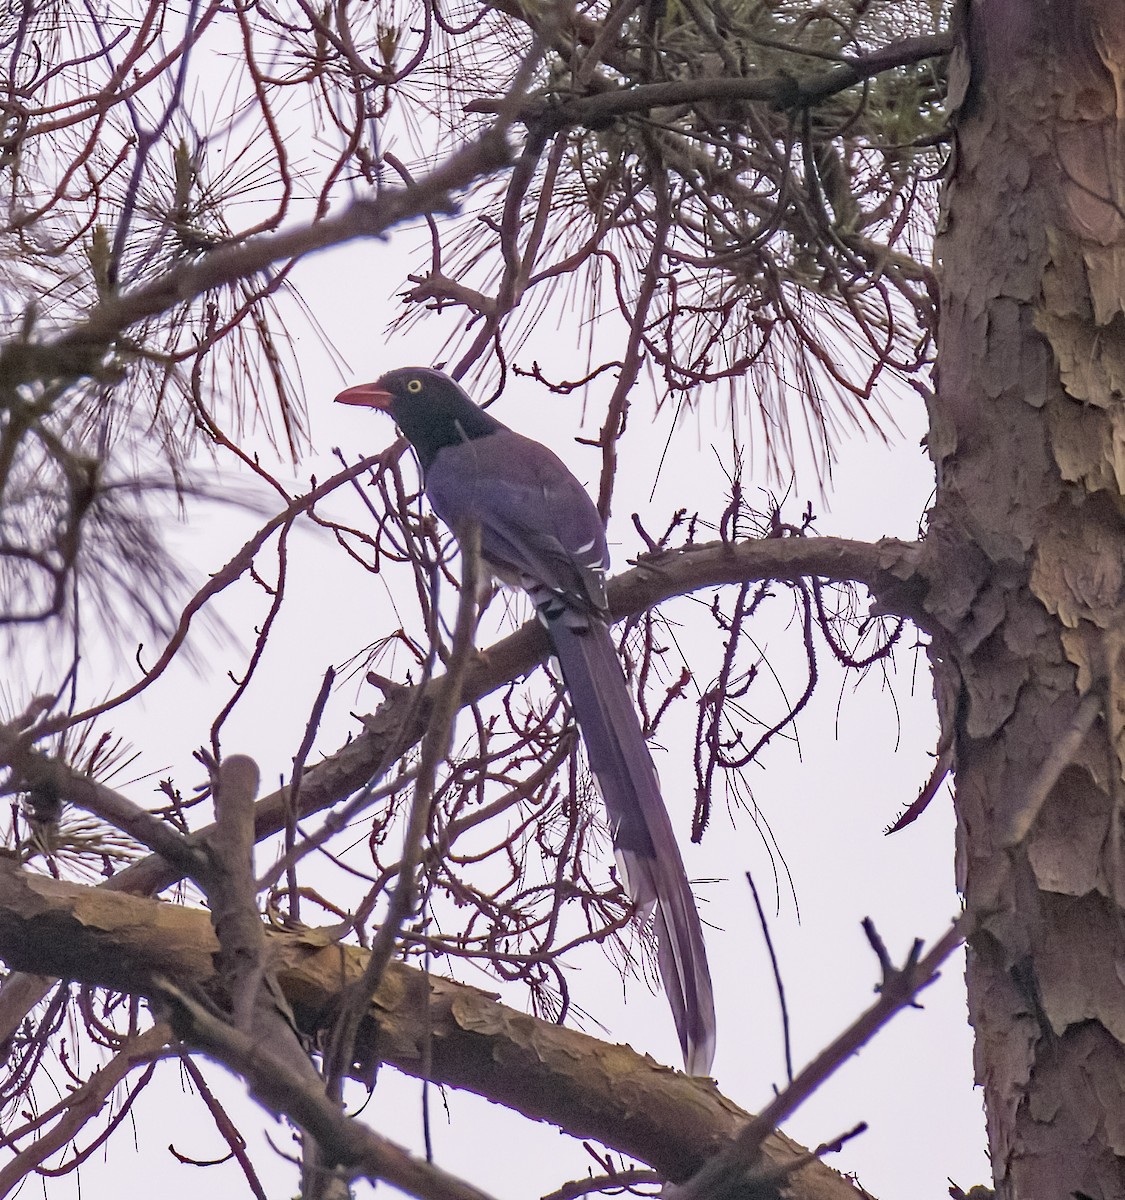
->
[929,1,1125,1191]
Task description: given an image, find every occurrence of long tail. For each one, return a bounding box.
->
[548,614,716,1075]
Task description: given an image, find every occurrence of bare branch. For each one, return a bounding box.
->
[202,754,265,1027]
[160,977,501,1200]
[0,1023,169,1195]
[18,533,925,904]
[666,916,966,1200]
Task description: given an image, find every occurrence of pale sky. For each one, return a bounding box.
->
[8,14,991,1197]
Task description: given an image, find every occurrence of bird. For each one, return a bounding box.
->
[336,366,716,1076]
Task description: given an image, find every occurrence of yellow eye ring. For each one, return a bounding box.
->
[406,378,423,394]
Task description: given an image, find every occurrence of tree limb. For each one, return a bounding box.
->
[0,860,867,1199]
[0,533,925,1051]
[468,32,953,129]
[29,534,928,905]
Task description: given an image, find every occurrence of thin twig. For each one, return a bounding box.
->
[33,457,385,739]
[0,1024,170,1196]
[178,1054,270,1200]
[159,979,500,1200]
[745,871,792,1085]
[257,767,418,895]
[666,915,966,1200]
[999,690,1101,847]
[324,522,481,1099]
[285,667,338,921]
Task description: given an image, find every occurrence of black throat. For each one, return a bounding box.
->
[391,395,504,470]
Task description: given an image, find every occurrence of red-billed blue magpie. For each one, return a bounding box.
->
[337,367,716,1075]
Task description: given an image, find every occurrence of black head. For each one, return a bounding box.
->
[335,367,503,468]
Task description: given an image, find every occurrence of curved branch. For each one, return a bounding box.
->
[469,33,953,129]
[0,861,867,1199]
[11,533,926,907]
[0,533,925,1048]
[0,534,928,1194]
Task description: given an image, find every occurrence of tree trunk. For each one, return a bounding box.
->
[931,1,1125,1193]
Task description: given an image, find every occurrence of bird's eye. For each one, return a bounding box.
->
[406,378,423,394]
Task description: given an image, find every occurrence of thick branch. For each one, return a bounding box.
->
[193,756,346,1196]
[0,534,925,1054]
[203,754,268,1026]
[0,862,865,1199]
[469,33,952,129]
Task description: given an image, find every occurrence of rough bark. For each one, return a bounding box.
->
[0,860,863,1200]
[929,1,1125,1193]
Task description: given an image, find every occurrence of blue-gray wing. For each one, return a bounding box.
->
[425,428,609,621]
